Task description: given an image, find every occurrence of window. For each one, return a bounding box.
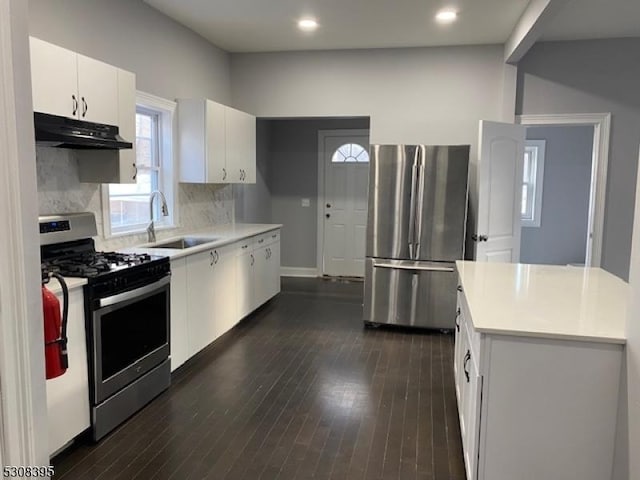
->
[104,93,176,236]
[331,143,369,163]
[521,140,546,227]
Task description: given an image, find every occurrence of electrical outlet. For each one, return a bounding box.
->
[301,198,311,207]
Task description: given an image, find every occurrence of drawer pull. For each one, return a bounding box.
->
[455,308,461,332]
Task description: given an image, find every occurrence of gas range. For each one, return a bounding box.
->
[39,212,171,441]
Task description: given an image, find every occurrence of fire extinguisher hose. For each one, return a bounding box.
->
[50,272,69,369]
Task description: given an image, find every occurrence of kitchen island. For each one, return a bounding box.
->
[454,261,628,480]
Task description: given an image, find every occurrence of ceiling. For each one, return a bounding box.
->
[540,0,640,42]
[143,0,531,53]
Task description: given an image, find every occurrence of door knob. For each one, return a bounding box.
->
[325,214,330,218]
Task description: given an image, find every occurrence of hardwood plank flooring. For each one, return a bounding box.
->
[52,277,465,480]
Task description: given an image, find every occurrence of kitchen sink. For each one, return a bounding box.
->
[150,236,219,249]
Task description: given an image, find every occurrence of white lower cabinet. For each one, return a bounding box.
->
[454,285,623,480]
[170,258,189,372]
[170,229,281,366]
[46,287,90,455]
[236,239,256,320]
[186,244,237,357]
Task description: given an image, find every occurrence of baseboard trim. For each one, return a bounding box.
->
[280,267,319,278]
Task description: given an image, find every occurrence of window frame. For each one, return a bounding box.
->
[521,139,546,228]
[102,92,177,238]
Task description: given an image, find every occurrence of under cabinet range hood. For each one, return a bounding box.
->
[33,112,133,150]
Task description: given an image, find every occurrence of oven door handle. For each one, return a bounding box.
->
[98,275,170,308]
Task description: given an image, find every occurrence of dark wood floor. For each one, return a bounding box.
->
[53,277,465,480]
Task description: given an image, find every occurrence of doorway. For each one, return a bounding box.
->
[317,129,370,277]
[520,125,594,266]
[518,113,611,267]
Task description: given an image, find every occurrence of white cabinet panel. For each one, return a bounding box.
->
[30,37,78,119]
[237,245,255,320]
[170,258,189,372]
[210,245,238,339]
[116,69,137,184]
[226,107,256,184]
[254,245,269,308]
[186,250,216,356]
[46,287,90,455]
[268,240,281,299]
[205,100,227,183]
[76,54,119,126]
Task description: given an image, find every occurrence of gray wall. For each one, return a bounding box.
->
[516,38,640,281]
[29,0,231,102]
[267,118,370,269]
[521,125,594,266]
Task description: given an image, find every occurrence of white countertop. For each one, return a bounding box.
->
[44,276,87,295]
[119,223,282,260]
[456,261,629,344]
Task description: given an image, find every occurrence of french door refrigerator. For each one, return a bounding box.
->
[364,144,470,329]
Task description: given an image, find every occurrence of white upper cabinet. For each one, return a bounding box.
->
[30,37,137,184]
[226,106,256,183]
[178,98,256,184]
[30,37,78,119]
[30,37,124,126]
[76,54,119,125]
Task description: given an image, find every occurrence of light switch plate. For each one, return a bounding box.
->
[301,198,310,207]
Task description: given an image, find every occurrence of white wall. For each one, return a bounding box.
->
[516,38,640,281]
[230,46,505,145]
[230,45,508,255]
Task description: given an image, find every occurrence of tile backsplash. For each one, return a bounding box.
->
[36,147,234,251]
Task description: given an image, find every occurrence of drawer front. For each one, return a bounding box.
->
[236,236,257,254]
[256,229,280,247]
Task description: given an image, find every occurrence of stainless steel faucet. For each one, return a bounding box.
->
[147,190,169,243]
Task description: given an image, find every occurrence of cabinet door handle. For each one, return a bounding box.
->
[455,308,461,332]
[241,244,248,249]
[132,163,138,181]
[72,94,78,116]
[463,350,471,383]
[272,234,277,239]
[258,238,264,244]
[81,97,88,117]
[222,167,227,181]
[250,254,254,266]
[457,285,463,292]
[210,251,214,266]
[215,251,219,263]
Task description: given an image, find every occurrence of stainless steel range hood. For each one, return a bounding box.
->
[34,112,133,150]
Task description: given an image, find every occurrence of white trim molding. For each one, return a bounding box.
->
[280,267,319,278]
[316,129,370,276]
[0,0,49,468]
[516,112,611,268]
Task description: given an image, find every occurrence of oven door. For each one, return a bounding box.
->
[92,275,170,403]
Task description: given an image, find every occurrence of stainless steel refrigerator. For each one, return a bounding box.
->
[364,144,470,329]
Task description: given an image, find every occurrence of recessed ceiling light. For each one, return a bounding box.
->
[435,9,458,23]
[298,18,319,32]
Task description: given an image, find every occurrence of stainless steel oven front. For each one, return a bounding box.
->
[91,275,170,404]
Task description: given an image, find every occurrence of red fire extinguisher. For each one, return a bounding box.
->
[42,272,69,380]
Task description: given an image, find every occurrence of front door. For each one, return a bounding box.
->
[476,120,526,262]
[321,130,370,277]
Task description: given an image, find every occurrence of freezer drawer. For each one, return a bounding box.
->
[363,258,458,329]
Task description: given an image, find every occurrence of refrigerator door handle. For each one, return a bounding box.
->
[408,148,420,259]
[414,146,426,259]
[373,261,455,273]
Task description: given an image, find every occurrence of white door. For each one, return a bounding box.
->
[321,131,370,277]
[476,121,526,262]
